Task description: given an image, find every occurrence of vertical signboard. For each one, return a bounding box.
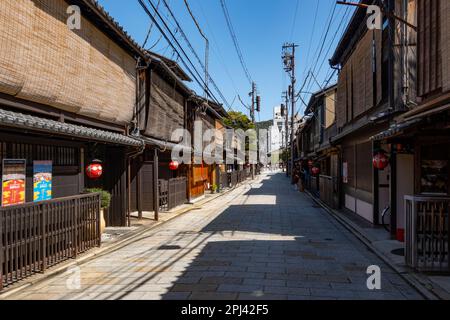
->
[2,159,26,207]
[343,161,349,184]
[33,161,53,202]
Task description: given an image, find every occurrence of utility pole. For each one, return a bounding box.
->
[250,82,256,180]
[282,43,298,182]
[282,91,289,176]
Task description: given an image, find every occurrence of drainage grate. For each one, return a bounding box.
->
[158,245,182,250]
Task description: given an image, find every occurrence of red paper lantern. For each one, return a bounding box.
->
[86,161,103,179]
[373,152,389,170]
[308,160,314,167]
[311,167,320,175]
[169,161,179,171]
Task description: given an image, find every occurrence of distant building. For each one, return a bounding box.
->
[268,106,299,165]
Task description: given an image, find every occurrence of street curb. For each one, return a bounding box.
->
[304,190,441,301]
[0,179,254,299]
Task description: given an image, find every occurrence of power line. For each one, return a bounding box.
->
[160,0,232,109]
[142,0,162,48]
[138,0,226,108]
[194,0,241,105]
[182,0,209,100]
[219,0,253,85]
[148,34,163,50]
[313,6,351,85]
[289,0,301,41]
[304,3,338,93]
[301,0,320,83]
[299,2,343,108]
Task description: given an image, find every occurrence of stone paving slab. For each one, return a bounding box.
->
[4,173,424,300]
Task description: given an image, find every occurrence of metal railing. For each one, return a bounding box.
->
[159,178,187,212]
[0,193,101,290]
[405,195,450,272]
[168,178,187,210]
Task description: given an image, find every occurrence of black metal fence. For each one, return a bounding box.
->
[405,196,450,272]
[159,177,187,212]
[219,170,250,191]
[220,172,229,189]
[230,171,238,187]
[0,193,101,290]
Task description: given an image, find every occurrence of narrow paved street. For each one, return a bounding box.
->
[8,173,423,300]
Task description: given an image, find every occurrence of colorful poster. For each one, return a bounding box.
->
[2,159,26,207]
[33,161,53,202]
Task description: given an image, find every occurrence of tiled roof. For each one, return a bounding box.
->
[371,119,422,141]
[0,108,142,147]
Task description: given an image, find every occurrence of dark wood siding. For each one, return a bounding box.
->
[417,0,442,98]
[343,144,355,188]
[0,137,82,203]
[103,147,127,227]
[356,141,373,193]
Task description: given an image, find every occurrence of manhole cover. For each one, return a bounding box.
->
[391,248,405,256]
[158,245,182,250]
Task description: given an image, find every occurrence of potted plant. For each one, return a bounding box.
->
[85,188,111,234]
[211,184,218,194]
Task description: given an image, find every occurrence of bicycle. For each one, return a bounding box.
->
[381,205,391,232]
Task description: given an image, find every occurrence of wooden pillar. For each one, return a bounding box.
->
[153,149,159,221]
[390,147,398,238]
[127,157,131,227]
[137,156,143,219]
[0,211,3,290]
[373,140,380,225]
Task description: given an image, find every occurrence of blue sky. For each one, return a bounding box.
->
[98,0,354,121]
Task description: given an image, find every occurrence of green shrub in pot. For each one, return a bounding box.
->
[85,188,111,234]
[85,188,111,209]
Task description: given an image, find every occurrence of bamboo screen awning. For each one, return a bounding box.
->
[0,0,136,125]
[0,108,142,147]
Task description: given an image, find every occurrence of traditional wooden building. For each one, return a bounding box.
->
[0,0,199,225]
[295,85,339,208]
[186,96,228,202]
[328,0,416,226]
[371,0,449,244]
[0,0,154,226]
[129,50,193,218]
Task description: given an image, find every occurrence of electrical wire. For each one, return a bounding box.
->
[194,0,241,109]
[182,0,210,100]
[301,0,320,84]
[160,0,231,109]
[142,0,162,48]
[219,0,253,85]
[289,0,301,41]
[138,0,225,108]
